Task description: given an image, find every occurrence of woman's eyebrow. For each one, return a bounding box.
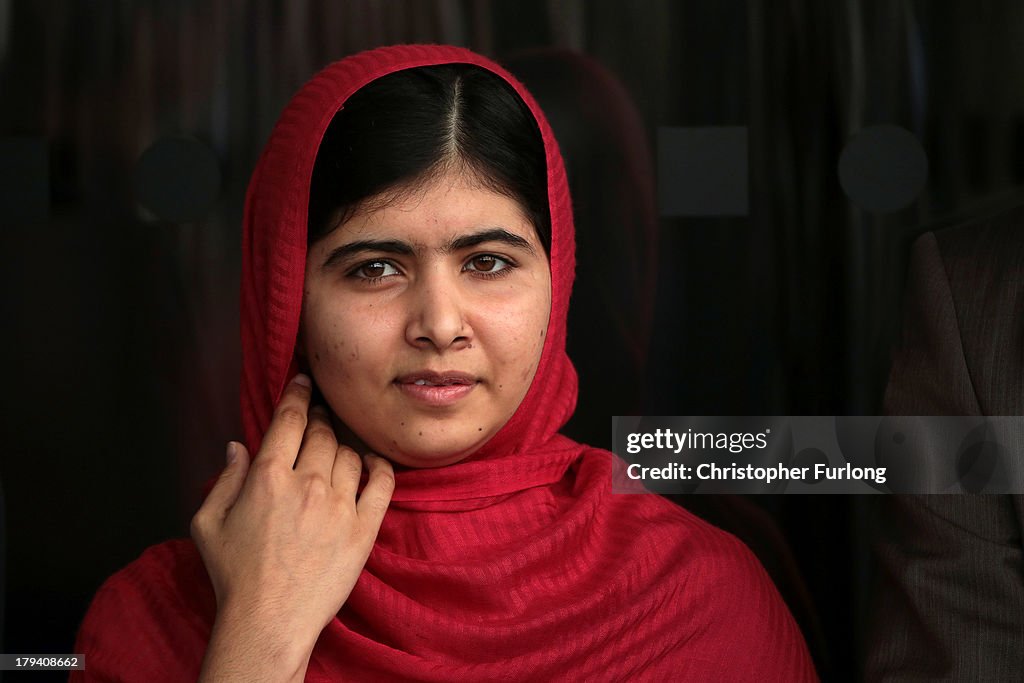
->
[320,229,535,272]
[444,228,535,254]
[321,239,414,271]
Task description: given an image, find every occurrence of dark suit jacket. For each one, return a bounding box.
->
[867,212,1024,680]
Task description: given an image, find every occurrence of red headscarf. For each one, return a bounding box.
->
[72,45,816,681]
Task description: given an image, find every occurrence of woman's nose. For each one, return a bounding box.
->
[404,277,471,351]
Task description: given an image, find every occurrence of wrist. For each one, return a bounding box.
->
[200,602,317,683]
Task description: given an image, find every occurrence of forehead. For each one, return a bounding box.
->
[333,171,536,245]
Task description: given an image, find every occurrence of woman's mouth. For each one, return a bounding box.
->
[394,371,478,407]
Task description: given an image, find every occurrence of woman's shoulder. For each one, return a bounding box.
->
[615,483,770,575]
[70,538,214,682]
[576,447,784,577]
[576,449,818,679]
[84,538,211,614]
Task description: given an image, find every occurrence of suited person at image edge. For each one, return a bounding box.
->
[866,204,1024,680]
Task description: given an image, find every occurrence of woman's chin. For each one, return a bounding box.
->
[332,412,503,469]
[368,433,491,469]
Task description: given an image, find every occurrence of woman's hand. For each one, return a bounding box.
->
[191,373,395,682]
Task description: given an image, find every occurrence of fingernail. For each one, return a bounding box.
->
[293,373,312,387]
[226,441,238,465]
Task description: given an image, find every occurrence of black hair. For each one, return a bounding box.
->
[307,63,550,255]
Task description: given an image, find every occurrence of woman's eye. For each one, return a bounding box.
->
[353,260,399,280]
[464,255,512,274]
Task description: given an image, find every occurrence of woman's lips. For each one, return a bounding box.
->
[394,371,478,407]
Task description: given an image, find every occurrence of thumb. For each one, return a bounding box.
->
[202,441,251,516]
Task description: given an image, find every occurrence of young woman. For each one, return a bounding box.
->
[72,44,816,682]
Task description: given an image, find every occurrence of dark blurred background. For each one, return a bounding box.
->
[3,1,1024,681]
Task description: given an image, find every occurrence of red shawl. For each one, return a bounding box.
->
[72,45,816,681]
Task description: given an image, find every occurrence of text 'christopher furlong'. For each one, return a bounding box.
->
[626,462,888,485]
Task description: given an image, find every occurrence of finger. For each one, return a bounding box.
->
[198,441,251,520]
[256,374,314,470]
[294,405,339,477]
[355,454,395,529]
[330,444,363,496]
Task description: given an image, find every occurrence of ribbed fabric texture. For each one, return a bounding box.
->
[71,44,817,681]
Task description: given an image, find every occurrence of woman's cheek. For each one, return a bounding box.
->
[307,320,359,389]
[494,306,548,384]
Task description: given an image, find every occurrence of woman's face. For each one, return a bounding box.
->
[299,168,552,468]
